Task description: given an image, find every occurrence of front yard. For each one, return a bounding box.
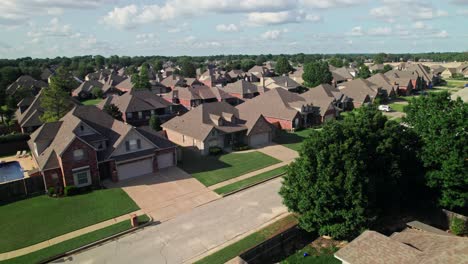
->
[281,244,340,264]
[81,98,103,106]
[0,188,139,253]
[179,148,281,186]
[273,128,316,151]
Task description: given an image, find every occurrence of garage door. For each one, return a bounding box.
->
[157,153,174,169]
[250,133,270,146]
[117,158,153,181]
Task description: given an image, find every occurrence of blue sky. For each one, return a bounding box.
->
[0,0,467,58]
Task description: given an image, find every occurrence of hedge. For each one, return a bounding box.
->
[0,133,30,144]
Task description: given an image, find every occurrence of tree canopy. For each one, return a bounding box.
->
[405,92,468,210]
[275,56,293,76]
[241,59,256,72]
[180,58,196,78]
[280,107,423,239]
[149,114,162,131]
[357,65,371,79]
[103,103,123,121]
[302,61,332,87]
[40,73,71,122]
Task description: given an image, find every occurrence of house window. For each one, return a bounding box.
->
[138,112,143,119]
[73,170,91,187]
[73,149,85,161]
[126,139,141,151]
[127,112,133,119]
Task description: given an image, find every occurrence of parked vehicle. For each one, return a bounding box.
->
[378,105,391,112]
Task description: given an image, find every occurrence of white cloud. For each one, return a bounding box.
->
[101,3,177,29]
[434,30,449,38]
[247,11,321,25]
[261,29,288,40]
[301,0,367,9]
[368,27,392,36]
[168,22,190,33]
[348,26,364,36]
[413,21,427,29]
[370,2,448,22]
[216,24,239,32]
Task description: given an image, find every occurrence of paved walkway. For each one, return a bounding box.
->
[54,178,287,264]
[0,210,144,261]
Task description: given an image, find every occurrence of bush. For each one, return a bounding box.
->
[0,133,30,143]
[47,187,55,196]
[233,145,250,151]
[209,146,223,156]
[450,217,467,236]
[64,186,79,196]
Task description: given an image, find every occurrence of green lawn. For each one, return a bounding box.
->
[179,149,280,186]
[0,189,139,253]
[388,103,406,113]
[214,166,287,195]
[273,128,316,151]
[281,245,340,264]
[81,98,103,106]
[195,214,298,264]
[445,79,467,88]
[2,215,149,264]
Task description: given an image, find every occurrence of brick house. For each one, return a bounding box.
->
[97,89,176,126]
[28,105,177,190]
[162,102,273,155]
[222,79,263,104]
[163,85,237,110]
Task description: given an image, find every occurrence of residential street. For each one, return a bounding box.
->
[55,178,287,264]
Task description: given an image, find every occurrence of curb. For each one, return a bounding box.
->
[38,214,154,264]
[220,172,286,197]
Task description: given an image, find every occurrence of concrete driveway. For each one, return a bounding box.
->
[106,167,220,221]
[255,143,299,162]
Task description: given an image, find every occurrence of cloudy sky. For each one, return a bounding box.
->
[0,0,467,58]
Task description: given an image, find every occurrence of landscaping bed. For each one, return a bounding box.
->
[179,148,280,186]
[214,166,287,195]
[0,188,139,253]
[2,215,150,264]
[194,214,298,264]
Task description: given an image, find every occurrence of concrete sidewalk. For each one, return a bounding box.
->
[0,209,144,261]
[208,161,290,191]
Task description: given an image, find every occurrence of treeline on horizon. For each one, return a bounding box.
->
[1,52,467,70]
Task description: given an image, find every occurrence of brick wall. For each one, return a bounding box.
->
[264,117,294,130]
[43,167,64,189]
[59,138,99,187]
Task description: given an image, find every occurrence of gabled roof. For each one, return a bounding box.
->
[301,84,339,115]
[97,89,172,113]
[236,88,304,121]
[265,76,301,90]
[338,79,379,104]
[162,102,249,141]
[7,75,48,95]
[224,80,259,95]
[73,80,104,95]
[332,67,354,82]
[16,91,44,128]
[367,73,396,95]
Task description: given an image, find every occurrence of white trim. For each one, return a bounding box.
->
[108,128,157,158]
[72,165,90,172]
[73,169,91,187]
[115,155,154,165]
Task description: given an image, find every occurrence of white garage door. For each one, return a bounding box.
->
[157,153,174,169]
[250,133,270,146]
[117,158,153,181]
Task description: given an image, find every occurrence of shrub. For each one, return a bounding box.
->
[450,217,467,236]
[0,133,30,144]
[233,145,250,151]
[209,146,223,156]
[47,187,55,196]
[64,186,79,196]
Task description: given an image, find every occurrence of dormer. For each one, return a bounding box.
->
[209,114,222,126]
[74,121,98,137]
[222,112,235,124]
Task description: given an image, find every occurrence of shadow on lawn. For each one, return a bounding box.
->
[177,147,232,175]
[273,132,305,145]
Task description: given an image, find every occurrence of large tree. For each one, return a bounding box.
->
[149,115,162,131]
[180,58,196,78]
[103,103,123,121]
[357,65,371,79]
[302,61,333,87]
[275,56,293,76]
[405,92,468,210]
[280,107,423,239]
[240,59,256,72]
[52,66,78,93]
[40,74,71,122]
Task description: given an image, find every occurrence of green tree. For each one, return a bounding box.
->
[52,66,77,93]
[329,57,344,68]
[357,65,371,79]
[94,55,105,69]
[149,114,162,131]
[240,59,256,72]
[103,103,123,121]
[40,76,70,122]
[382,64,393,73]
[91,87,103,98]
[255,55,267,66]
[302,61,333,87]
[152,59,163,72]
[180,58,196,78]
[275,56,293,76]
[374,53,387,64]
[138,64,151,90]
[404,92,468,210]
[280,107,423,239]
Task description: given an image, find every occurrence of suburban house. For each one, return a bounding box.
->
[72,80,105,99]
[163,85,236,110]
[302,83,352,115]
[160,75,190,89]
[28,105,177,189]
[331,67,354,86]
[85,69,115,82]
[338,79,383,108]
[248,65,274,82]
[100,74,133,94]
[367,73,397,98]
[97,89,176,126]
[289,67,304,85]
[441,68,457,79]
[236,88,332,130]
[334,222,467,264]
[162,102,273,155]
[199,68,231,87]
[262,76,302,92]
[227,69,247,81]
[369,64,385,73]
[6,75,48,96]
[385,70,417,96]
[15,91,77,133]
[223,79,263,103]
[430,65,446,76]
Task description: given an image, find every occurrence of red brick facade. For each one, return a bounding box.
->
[264,117,294,130]
[58,138,99,187]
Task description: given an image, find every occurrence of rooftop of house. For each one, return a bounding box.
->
[223,79,260,95]
[332,67,354,82]
[7,75,48,95]
[264,76,301,90]
[338,79,380,103]
[367,73,396,94]
[73,80,104,95]
[301,84,342,115]
[97,89,172,113]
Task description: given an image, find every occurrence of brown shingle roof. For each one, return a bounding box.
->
[97,89,172,113]
[367,73,396,95]
[223,80,259,95]
[338,79,378,104]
